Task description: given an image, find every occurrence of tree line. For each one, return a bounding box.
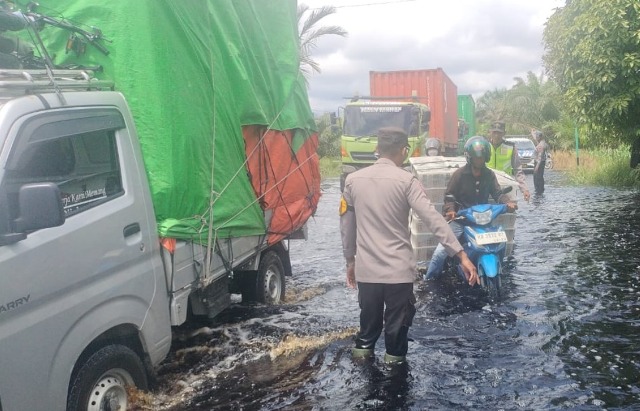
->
[301,1,640,156]
[478,0,639,152]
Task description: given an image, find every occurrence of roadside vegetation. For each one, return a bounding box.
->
[315,112,342,179]
[552,148,640,188]
[472,0,640,188]
[319,156,341,179]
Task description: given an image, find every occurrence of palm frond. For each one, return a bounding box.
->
[297,4,347,83]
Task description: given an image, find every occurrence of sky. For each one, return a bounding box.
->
[300,0,566,114]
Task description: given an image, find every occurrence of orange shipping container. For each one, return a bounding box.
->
[370,68,459,153]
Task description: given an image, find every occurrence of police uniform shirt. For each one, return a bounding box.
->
[340,158,463,284]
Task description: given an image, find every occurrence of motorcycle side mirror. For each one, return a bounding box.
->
[444,194,456,203]
[501,186,513,195]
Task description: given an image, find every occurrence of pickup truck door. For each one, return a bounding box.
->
[0,104,169,410]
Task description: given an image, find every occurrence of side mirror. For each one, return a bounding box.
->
[444,194,456,203]
[14,183,65,232]
[501,186,513,195]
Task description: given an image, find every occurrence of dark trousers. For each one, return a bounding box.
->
[534,161,545,194]
[355,282,416,357]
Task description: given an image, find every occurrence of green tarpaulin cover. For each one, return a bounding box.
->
[29,0,316,240]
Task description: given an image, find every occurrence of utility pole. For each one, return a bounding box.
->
[574,125,580,167]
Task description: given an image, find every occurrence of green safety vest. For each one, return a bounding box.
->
[487,143,513,174]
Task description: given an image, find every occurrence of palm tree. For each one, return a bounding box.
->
[297,4,347,83]
[477,73,561,135]
[507,71,560,132]
[476,88,509,133]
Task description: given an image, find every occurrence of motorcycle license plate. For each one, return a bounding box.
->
[475,231,508,245]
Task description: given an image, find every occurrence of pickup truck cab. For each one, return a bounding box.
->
[0,78,171,410]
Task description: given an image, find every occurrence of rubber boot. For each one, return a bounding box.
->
[384,353,406,364]
[352,347,374,359]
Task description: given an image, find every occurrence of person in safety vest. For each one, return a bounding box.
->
[340,127,478,365]
[486,121,531,202]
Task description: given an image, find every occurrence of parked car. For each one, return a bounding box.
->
[505,136,536,173]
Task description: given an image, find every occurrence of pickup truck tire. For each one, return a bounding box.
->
[241,251,286,304]
[67,344,148,411]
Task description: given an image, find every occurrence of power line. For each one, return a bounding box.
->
[311,0,419,10]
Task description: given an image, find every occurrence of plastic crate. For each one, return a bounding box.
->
[411,232,441,248]
[414,245,437,263]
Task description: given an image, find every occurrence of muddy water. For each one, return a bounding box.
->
[137,172,640,410]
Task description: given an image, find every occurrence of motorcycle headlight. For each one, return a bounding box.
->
[471,209,493,225]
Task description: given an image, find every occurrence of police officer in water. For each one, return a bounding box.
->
[340,126,478,364]
[486,121,531,202]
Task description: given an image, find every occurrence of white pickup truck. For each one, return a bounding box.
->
[0,70,301,410]
[0,1,320,409]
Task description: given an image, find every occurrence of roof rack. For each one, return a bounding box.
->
[0,69,114,95]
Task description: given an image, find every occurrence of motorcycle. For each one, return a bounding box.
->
[544,152,553,169]
[446,187,513,301]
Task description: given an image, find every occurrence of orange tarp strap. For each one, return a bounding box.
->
[160,237,176,254]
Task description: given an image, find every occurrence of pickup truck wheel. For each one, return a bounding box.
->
[67,344,148,411]
[257,251,286,304]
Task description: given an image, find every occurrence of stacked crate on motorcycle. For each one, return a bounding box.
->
[408,157,518,271]
[491,170,519,257]
[408,156,466,270]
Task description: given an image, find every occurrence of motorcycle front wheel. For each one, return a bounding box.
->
[479,266,501,302]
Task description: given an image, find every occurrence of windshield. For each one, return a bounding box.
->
[343,105,416,137]
[509,139,535,150]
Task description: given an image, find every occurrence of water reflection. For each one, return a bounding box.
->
[352,359,412,410]
[135,173,640,410]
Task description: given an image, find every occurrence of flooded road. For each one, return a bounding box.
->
[140,171,640,410]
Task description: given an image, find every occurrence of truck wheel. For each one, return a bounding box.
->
[240,251,286,304]
[67,344,148,411]
[257,251,285,304]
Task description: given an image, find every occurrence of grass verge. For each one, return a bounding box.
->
[552,148,640,188]
[319,156,341,179]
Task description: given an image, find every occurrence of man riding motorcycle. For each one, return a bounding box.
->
[424,136,517,280]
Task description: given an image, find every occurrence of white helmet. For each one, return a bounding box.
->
[424,138,442,156]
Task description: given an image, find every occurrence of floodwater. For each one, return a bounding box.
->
[137,171,640,410]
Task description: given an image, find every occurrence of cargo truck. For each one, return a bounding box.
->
[370,68,459,155]
[0,2,319,410]
[339,97,430,191]
[457,94,476,154]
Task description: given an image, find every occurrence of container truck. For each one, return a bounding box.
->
[369,68,459,154]
[339,97,430,191]
[0,1,319,410]
[457,94,476,149]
